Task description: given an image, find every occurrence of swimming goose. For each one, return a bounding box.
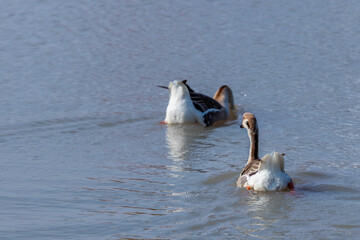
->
[158,80,237,126]
[237,113,294,191]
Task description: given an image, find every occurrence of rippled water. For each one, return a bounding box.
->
[1,1,360,239]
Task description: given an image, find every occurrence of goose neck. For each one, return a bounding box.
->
[248,130,259,163]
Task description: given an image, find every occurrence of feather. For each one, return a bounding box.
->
[239,159,261,187]
[181,80,195,93]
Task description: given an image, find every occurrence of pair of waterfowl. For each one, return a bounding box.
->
[159,80,294,191]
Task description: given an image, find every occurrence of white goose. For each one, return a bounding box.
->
[237,113,294,191]
[158,80,237,127]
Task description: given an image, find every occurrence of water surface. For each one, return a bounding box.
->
[1,0,360,239]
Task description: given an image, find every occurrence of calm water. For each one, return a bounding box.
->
[1,0,360,239]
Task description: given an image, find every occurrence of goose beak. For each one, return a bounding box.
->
[157,85,168,89]
[240,124,244,128]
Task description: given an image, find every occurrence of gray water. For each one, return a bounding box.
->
[1,0,360,239]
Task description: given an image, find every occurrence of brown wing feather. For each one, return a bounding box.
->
[241,159,261,176]
[239,159,261,187]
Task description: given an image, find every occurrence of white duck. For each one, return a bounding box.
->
[158,80,237,127]
[237,113,294,191]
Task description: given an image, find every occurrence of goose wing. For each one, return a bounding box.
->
[182,80,226,126]
[181,80,223,112]
[189,92,223,112]
[239,159,261,187]
[190,92,227,126]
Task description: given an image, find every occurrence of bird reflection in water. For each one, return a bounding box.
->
[164,124,210,177]
[165,124,207,161]
[235,191,294,238]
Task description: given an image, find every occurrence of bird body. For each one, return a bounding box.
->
[160,80,237,126]
[238,113,294,191]
[237,152,293,191]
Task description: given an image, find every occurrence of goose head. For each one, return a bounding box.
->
[240,112,258,135]
[241,112,259,162]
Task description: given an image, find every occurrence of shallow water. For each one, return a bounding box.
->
[1,0,360,239]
